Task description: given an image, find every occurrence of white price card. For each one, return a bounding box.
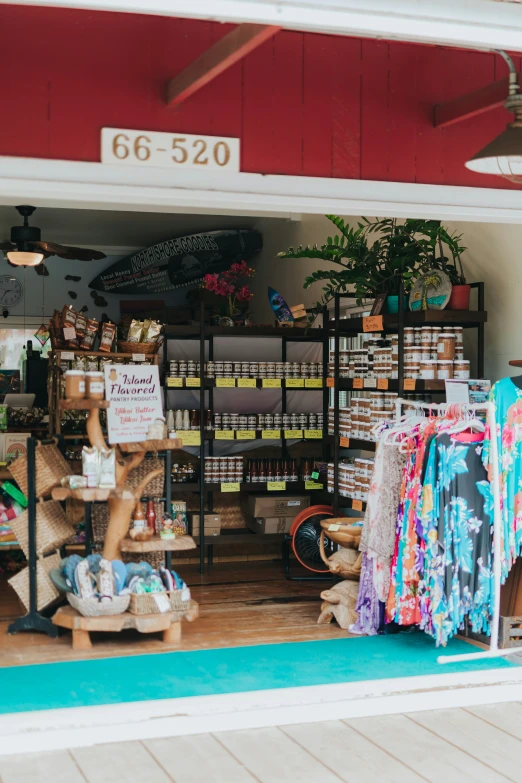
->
[102,128,240,172]
[132,353,146,362]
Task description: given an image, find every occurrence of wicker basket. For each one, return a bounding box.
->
[117,340,161,355]
[8,553,61,611]
[67,592,131,617]
[129,590,190,615]
[127,457,164,496]
[10,443,69,498]
[10,501,73,557]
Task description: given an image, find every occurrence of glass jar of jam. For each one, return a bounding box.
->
[437,333,455,360]
[65,370,86,400]
[85,371,104,400]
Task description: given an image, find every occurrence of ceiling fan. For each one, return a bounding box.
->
[0,206,106,275]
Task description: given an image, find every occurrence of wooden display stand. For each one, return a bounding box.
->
[52,398,198,647]
[53,601,199,650]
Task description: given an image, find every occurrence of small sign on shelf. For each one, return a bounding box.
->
[186,378,200,388]
[236,430,256,440]
[237,378,256,388]
[305,481,323,490]
[377,378,389,390]
[221,482,240,492]
[285,379,304,388]
[215,430,234,440]
[304,429,322,439]
[326,377,334,388]
[267,481,286,491]
[216,378,236,388]
[305,378,322,388]
[167,377,183,388]
[262,429,281,439]
[262,378,281,388]
[362,315,384,333]
[352,499,363,511]
[353,378,364,389]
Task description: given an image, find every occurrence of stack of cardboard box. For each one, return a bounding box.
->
[245,495,311,534]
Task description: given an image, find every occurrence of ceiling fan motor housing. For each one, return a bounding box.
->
[10,206,41,249]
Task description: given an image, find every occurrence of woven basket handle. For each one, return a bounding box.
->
[319,530,331,568]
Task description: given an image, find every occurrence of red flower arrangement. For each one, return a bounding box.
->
[202,260,255,318]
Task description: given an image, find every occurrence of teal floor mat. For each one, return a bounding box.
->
[0,633,515,714]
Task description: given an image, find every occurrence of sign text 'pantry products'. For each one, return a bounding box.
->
[104,365,163,444]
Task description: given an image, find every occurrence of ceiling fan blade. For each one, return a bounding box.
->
[34,263,49,277]
[0,242,15,251]
[31,241,106,261]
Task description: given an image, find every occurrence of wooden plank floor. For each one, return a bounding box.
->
[0,561,347,667]
[2,704,522,782]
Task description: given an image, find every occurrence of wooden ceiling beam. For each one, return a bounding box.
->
[166,23,281,107]
[433,76,512,128]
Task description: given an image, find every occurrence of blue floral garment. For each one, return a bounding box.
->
[482,377,522,581]
[420,432,493,646]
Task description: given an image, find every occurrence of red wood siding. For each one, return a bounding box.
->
[0,4,520,190]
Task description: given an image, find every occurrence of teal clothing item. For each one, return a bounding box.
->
[482,377,522,581]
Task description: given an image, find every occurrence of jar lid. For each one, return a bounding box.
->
[441,332,455,337]
[455,359,470,364]
[437,360,453,364]
[65,370,85,376]
[85,371,103,376]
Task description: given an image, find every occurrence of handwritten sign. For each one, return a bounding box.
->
[216,378,235,388]
[262,430,281,439]
[167,377,183,388]
[221,482,240,492]
[132,353,146,362]
[286,378,304,388]
[215,430,234,440]
[352,499,363,511]
[304,429,322,439]
[377,378,389,390]
[284,430,303,439]
[340,436,350,448]
[353,378,364,389]
[305,481,323,490]
[61,351,75,361]
[104,364,163,445]
[364,378,377,389]
[305,378,323,388]
[236,430,256,440]
[238,378,256,388]
[267,481,286,491]
[362,315,384,333]
[404,379,416,391]
[186,377,200,387]
[262,378,281,388]
[180,431,200,446]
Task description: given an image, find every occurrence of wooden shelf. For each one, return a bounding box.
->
[171,481,326,494]
[52,487,136,501]
[59,399,110,410]
[509,360,522,367]
[330,310,486,334]
[335,378,447,392]
[53,349,156,359]
[118,438,183,452]
[164,324,324,340]
[119,535,196,553]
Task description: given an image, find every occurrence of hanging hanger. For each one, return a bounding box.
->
[446,406,485,435]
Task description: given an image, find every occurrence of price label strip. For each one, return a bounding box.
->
[284,430,303,439]
[377,378,389,390]
[285,378,304,388]
[237,378,256,388]
[236,430,256,440]
[61,351,75,361]
[353,378,364,389]
[216,378,236,388]
[180,432,200,446]
[221,482,240,492]
[404,379,416,391]
[352,499,363,511]
[167,377,183,388]
[215,430,234,440]
[267,481,286,491]
[262,430,281,439]
[364,378,377,389]
[305,481,324,490]
[340,436,350,448]
[305,378,322,388]
[304,429,322,439]
[326,377,335,388]
[262,378,281,388]
[186,378,200,387]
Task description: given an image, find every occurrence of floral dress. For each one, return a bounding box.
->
[420,432,493,646]
[482,377,522,582]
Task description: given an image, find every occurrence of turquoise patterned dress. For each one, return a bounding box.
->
[482,377,522,582]
[420,432,493,646]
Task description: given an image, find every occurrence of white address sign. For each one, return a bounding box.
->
[101,127,240,172]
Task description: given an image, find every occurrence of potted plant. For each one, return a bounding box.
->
[278,216,445,314]
[430,227,469,310]
[202,260,255,326]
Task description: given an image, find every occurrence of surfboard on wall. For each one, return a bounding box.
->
[88,229,263,295]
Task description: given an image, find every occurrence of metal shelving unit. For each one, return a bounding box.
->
[164,306,331,574]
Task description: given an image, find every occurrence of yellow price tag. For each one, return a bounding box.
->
[284,430,303,439]
[216,378,236,388]
[167,377,183,388]
[215,430,234,440]
[186,378,200,387]
[285,378,304,388]
[262,378,281,388]
[262,430,281,439]
[237,378,256,388]
[236,430,256,440]
[305,378,323,388]
[304,429,322,439]
[305,480,323,490]
[180,431,200,446]
[221,482,240,492]
[267,481,286,491]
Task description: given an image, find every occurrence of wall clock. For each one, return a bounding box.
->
[0,275,23,307]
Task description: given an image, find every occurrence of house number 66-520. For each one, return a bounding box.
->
[101,127,240,172]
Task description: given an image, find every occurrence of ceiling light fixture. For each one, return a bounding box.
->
[466,51,522,183]
[6,250,45,267]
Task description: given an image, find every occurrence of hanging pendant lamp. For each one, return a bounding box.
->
[465,51,522,184]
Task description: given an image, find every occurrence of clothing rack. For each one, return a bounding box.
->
[393,398,520,664]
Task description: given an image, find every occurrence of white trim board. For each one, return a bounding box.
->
[2,0,522,52]
[1,666,522,756]
[2,156,522,224]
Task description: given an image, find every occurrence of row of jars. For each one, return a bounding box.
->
[203,456,244,483]
[327,458,375,501]
[405,358,471,380]
[166,409,324,431]
[169,360,323,379]
[171,461,198,483]
[328,394,398,440]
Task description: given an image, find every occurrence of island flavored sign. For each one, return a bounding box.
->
[104,364,163,444]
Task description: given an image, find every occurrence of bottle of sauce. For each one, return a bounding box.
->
[290,459,298,482]
[274,459,282,481]
[259,459,266,483]
[282,460,289,482]
[251,459,259,484]
[267,459,274,481]
[146,499,156,534]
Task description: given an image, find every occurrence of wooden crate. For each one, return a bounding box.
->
[500,615,522,648]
